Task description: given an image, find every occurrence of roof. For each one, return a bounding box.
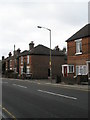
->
[4,44,66,61]
[29,44,65,56]
[66,23,90,42]
[19,50,29,56]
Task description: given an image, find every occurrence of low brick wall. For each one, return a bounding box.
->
[61,75,88,85]
[76,75,88,84]
[61,76,76,85]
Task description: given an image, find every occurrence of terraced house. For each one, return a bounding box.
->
[19,41,66,79]
[2,48,21,76]
[62,23,90,80]
[2,41,67,79]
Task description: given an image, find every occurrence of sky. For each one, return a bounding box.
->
[0,0,89,59]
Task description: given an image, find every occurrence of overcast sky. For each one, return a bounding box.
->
[0,0,89,59]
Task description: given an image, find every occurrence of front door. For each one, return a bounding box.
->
[88,63,90,79]
[64,66,67,77]
[48,68,50,77]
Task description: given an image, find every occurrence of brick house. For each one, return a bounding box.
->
[19,42,67,79]
[62,24,90,80]
[2,41,66,79]
[2,48,21,75]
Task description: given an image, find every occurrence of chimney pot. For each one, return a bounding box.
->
[29,41,34,50]
[2,56,4,60]
[9,52,12,57]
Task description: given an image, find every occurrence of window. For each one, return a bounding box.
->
[21,56,23,64]
[75,39,82,54]
[21,66,23,74]
[76,65,87,76]
[10,60,12,67]
[27,55,29,64]
[27,66,30,74]
[69,65,74,73]
[14,68,16,73]
[15,59,16,64]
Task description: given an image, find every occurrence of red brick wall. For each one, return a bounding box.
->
[19,54,66,79]
[67,37,90,76]
[67,37,89,64]
[31,55,66,79]
[88,37,90,60]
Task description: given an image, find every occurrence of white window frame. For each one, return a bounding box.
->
[75,39,82,55]
[86,61,90,79]
[21,66,23,74]
[76,65,87,76]
[27,55,29,64]
[27,66,30,74]
[21,56,23,65]
[14,68,17,73]
[68,65,74,73]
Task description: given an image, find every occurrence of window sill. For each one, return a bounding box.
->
[75,52,82,55]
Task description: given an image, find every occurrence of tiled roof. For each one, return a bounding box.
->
[66,23,90,42]
[19,50,29,56]
[29,44,65,56]
[4,45,66,61]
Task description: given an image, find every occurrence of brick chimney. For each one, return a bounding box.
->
[8,52,12,57]
[55,45,59,51]
[29,41,34,50]
[17,48,21,55]
[2,56,4,60]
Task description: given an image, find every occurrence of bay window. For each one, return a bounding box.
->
[76,65,87,76]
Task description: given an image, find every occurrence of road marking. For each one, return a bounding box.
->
[2,78,89,92]
[0,105,17,120]
[37,83,41,84]
[38,89,77,100]
[13,84,27,89]
[45,83,51,84]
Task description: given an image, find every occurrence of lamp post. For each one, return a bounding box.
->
[37,26,52,82]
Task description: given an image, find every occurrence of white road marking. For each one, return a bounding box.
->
[37,83,41,84]
[38,89,77,100]
[45,83,51,84]
[13,84,27,89]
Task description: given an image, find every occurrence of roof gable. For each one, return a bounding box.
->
[66,24,90,42]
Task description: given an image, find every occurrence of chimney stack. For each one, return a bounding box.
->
[29,41,34,50]
[17,48,21,55]
[55,45,59,51]
[8,52,12,57]
[2,56,4,60]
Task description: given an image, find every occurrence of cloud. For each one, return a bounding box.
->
[0,0,88,59]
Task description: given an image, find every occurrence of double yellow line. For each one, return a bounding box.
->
[0,105,17,120]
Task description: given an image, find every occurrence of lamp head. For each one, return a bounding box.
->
[37,26,42,28]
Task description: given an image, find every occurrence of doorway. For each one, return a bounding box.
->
[48,68,50,77]
[64,66,67,77]
[88,63,90,79]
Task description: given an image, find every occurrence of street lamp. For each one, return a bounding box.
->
[37,26,52,82]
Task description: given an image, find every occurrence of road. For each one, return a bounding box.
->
[2,78,88,119]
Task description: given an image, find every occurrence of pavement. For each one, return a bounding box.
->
[1,77,89,91]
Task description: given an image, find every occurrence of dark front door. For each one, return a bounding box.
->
[64,66,67,77]
[17,57,19,74]
[89,63,90,78]
[48,69,50,77]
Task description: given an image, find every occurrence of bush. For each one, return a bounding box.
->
[5,70,14,78]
